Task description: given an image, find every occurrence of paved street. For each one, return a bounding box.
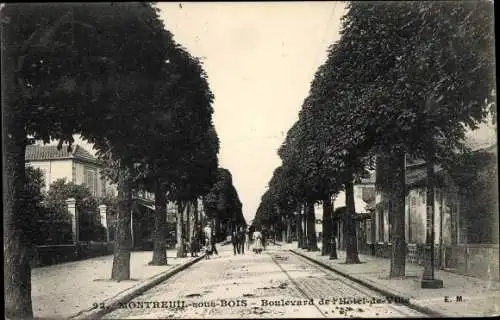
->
[293,244,500,317]
[104,244,425,319]
[31,250,198,319]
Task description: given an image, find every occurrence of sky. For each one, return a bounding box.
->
[155,1,347,223]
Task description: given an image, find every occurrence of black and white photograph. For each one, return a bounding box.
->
[2,1,498,319]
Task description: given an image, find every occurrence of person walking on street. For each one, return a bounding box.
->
[211,232,219,256]
[231,229,239,255]
[237,228,245,255]
[252,230,263,254]
[203,224,212,259]
[197,228,205,256]
[190,232,200,257]
[245,230,250,252]
[262,230,267,250]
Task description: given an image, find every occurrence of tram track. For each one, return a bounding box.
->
[267,250,428,318]
[268,251,330,318]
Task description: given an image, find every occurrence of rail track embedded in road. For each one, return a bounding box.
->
[267,250,428,318]
[268,251,330,318]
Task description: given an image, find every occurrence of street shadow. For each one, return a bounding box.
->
[93,278,140,282]
[377,275,420,280]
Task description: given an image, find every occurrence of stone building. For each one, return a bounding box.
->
[25,144,116,197]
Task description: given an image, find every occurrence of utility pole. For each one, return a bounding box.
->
[421,144,443,288]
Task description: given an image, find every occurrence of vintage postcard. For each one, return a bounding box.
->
[2,1,498,319]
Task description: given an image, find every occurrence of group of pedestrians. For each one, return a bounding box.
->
[203,224,219,259]
[189,224,273,258]
[189,233,201,257]
[187,223,219,259]
[231,227,248,255]
[231,227,269,255]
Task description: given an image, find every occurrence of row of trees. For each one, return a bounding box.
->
[165,166,246,258]
[2,3,240,318]
[254,1,495,275]
[204,168,246,241]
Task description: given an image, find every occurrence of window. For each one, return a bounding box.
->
[84,168,97,196]
[366,219,372,244]
[94,173,98,197]
[101,178,106,197]
[72,164,76,183]
[378,206,384,242]
[409,195,417,243]
[361,186,375,203]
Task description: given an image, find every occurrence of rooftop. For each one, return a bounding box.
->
[25,144,97,163]
[406,143,496,187]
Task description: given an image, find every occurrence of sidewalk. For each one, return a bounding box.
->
[289,243,500,317]
[32,250,203,319]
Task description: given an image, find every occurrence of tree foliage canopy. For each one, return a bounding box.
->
[204,168,245,226]
[256,0,495,230]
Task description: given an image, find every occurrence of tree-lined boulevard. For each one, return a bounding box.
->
[2,2,497,319]
[253,0,495,285]
[3,3,245,318]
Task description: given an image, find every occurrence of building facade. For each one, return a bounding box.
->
[313,171,376,246]
[25,144,211,251]
[25,144,116,198]
[367,144,498,280]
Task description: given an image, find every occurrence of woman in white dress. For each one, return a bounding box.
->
[245,230,250,252]
[252,230,263,253]
[203,225,212,258]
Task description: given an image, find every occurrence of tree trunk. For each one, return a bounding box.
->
[286,216,292,243]
[388,151,407,278]
[111,173,133,280]
[150,180,167,265]
[306,202,320,251]
[301,204,308,249]
[191,199,198,243]
[197,200,204,227]
[330,214,338,259]
[296,210,303,248]
[344,179,361,264]
[176,202,187,258]
[321,198,333,256]
[197,199,202,228]
[4,129,34,319]
[185,202,191,244]
[214,214,221,242]
[281,216,286,242]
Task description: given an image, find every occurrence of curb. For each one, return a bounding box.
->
[290,249,450,318]
[69,254,206,320]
